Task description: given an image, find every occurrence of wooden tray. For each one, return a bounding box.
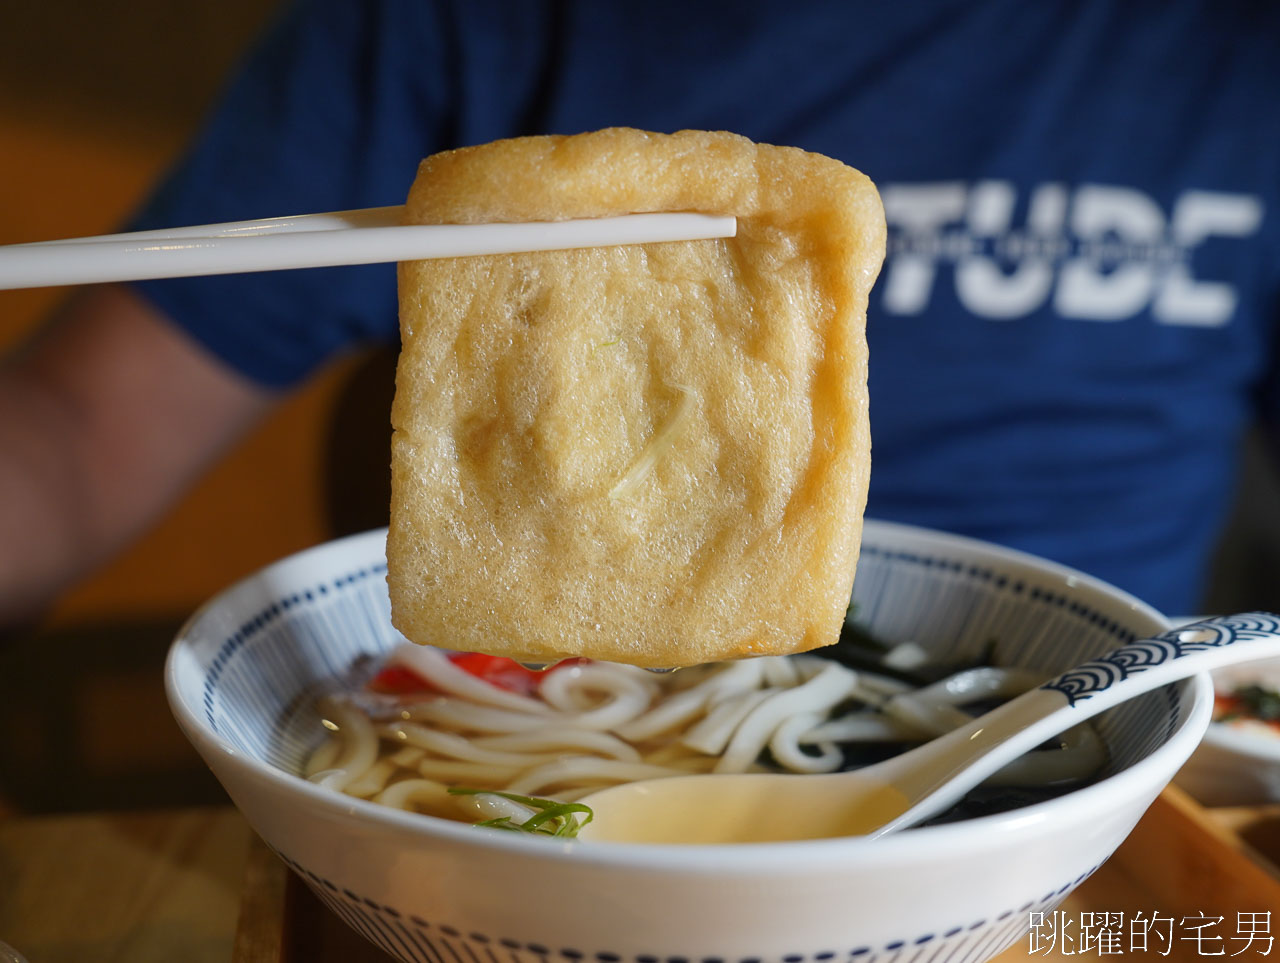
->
[233,786,1280,963]
[993,786,1280,961]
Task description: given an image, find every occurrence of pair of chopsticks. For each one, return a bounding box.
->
[0,207,737,291]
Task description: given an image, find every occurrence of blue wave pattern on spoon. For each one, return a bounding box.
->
[577,610,1280,843]
[1042,612,1280,707]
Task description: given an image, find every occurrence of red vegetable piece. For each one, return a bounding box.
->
[366,652,589,697]
[448,652,544,695]
[367,663,434,695]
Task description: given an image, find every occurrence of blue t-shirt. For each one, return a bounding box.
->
[130,0,1280,615]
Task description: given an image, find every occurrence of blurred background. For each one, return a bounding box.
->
[0,0,396,816]
[0,0,1277,818]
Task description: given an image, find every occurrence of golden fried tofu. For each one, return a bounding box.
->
[388,128,884,668]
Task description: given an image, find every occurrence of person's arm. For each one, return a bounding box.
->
[0,284,274,626]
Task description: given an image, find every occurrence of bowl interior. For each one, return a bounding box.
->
[169,519,1181,802]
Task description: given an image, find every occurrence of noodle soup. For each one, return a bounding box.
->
[303,626,1107,835]
[167,522,1200,963]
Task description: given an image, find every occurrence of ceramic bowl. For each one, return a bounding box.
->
[166,519,1210,963]
[1176,657,1280,806]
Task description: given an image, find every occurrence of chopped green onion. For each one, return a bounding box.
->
[448,788,593,838]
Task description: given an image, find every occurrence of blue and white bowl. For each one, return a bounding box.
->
[166,519,1210,963]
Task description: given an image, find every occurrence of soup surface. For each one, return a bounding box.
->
[303,627,1107,837]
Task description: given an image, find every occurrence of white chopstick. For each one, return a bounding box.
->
[0,207,737,291]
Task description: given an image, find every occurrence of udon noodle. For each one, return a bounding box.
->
[305,639,1108,834]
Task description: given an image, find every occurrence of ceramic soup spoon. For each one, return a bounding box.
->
[576,612,1280,845]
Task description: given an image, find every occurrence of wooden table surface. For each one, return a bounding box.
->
[2,789,1279,963]
[0,806,251,963]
